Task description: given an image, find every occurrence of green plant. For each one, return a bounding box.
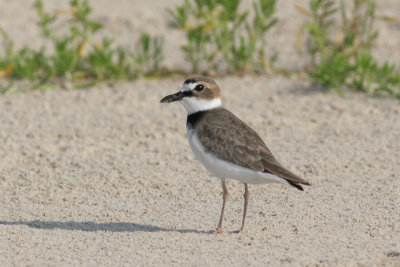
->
[0,28,49,81]
[0,0,164,88]
[168,0,278,74]
[352,51,400,95]
[133,33,164,75]
[297,0,400,97]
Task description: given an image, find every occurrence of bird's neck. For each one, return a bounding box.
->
[181,97,222,115]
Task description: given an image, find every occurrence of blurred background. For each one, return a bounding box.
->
[1,0,399,95]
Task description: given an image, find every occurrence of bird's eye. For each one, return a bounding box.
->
[194,84,204,91]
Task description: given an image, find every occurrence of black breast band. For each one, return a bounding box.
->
[187,111,206,129]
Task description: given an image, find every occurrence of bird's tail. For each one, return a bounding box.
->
[286,180,310,191]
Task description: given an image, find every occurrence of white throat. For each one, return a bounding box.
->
[181,97,222,115]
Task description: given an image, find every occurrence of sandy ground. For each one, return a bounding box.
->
[1,0,400,266]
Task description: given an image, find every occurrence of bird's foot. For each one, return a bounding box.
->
[234,227,245,234]
[212,228,225,235]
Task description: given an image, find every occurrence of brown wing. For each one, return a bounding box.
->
[196,108,310,187]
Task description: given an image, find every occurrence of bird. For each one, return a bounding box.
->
[160,77,310,234]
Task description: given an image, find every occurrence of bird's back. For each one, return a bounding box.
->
[187,108,310,189]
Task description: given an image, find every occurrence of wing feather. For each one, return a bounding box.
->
[196,108,310,186]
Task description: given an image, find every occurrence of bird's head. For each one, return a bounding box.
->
[160,77,222,114]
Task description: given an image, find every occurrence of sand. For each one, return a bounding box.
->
[1,0,400,266]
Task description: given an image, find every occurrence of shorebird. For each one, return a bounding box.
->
[160,77,310,233]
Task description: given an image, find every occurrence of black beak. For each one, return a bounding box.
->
[160,91,185,103]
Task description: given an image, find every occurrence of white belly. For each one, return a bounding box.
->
[187,126,288,185]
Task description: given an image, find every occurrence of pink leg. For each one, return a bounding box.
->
[214,179,228,234]
[238,183,249,233]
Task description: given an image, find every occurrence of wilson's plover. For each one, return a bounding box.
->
[160,77,310,233]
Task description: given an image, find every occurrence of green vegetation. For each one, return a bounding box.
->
[0,0,163,89]
[0,0,399,98]
[297,0,400,97]
[168,0,278,74]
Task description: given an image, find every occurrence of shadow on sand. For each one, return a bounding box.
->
[0,220,211,234]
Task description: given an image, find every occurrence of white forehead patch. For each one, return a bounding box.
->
[181,82,197,92]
